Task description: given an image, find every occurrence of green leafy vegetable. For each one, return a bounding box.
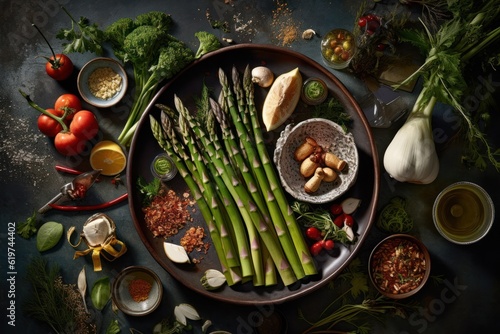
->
[137,176,161,205]
[376,197,413,233]
[311,97,352,132]
[91,276,111,311]
[395,0,500,171]
[194,31,222,59]
[16,210,38,239]
[56,6,105,55]
[36,221,63,252]
[105,319,121,334]
[104,11,195,146]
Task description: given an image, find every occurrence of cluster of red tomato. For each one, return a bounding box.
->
[34,93,99,157]
[305,202,356,256]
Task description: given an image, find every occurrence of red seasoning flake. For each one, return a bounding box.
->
[180,226,210,254]
[143,189,194,238]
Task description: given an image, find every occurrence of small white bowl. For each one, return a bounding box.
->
[273,118,359,204]
[111,266,163,316]
[78,57,128,108]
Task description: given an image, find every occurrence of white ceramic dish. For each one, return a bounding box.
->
[274,118,359,203]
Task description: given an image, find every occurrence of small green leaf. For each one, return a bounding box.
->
[36,221,63,252]
[91,277,111,311]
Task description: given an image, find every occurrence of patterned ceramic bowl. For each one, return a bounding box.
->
[273,118,359,203]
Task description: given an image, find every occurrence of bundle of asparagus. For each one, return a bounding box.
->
[149,65,317,287]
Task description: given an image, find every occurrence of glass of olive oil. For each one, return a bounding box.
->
[433,182,495,244]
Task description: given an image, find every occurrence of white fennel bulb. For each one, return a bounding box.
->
[383,96,439,184]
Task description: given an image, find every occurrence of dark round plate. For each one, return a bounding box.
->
[127,44,380,305]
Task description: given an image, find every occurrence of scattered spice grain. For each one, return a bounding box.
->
[143,189,194,238]
[128,278,152,302]
[271,0,301,46]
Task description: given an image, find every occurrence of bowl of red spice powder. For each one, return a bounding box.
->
[368,234,431,299]
[112,266,163,316]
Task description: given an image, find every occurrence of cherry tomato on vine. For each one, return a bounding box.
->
[305,227,322,240]
[46,54,74,81]
[70,110,99,140]
[343,214,354,227]
[358,17,367,27]
[323,239,335,251]
[310,241,324,256]
[333,214,345,228]
[54,131,86,156]
[330,203,343,215]
[37,108,63,137]
[54,93,82,121]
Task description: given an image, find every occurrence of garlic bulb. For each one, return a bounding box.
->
[383,111,439,184]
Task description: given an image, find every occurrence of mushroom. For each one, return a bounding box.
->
[251,66,274,88]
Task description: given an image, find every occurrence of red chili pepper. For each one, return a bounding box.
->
[55,165,82,175]
[49,193,128,211]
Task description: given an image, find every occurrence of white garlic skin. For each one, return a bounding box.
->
[251,66,274,88]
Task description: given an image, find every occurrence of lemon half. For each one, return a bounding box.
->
[90,140,127,176]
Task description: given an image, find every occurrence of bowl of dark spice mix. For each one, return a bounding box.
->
[112,266,163,316]
[368,234,431,299]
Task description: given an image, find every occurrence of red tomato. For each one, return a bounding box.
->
[358,17,367,27]
[323,239,335,251]
[343,214,354,227]
[333,214,345,228]
[45,54,74,81]
[330,203,343,215]
[70,110,99,140]
[54,132,86,156]
[305,227,322,240]
[37,108,63,137]
[54,94,82,121]
[310,241,324,256]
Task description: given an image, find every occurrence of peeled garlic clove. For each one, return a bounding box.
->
[302,29,316,40]
[251,66,274,88]
[163,242,190,263]
[341,197,361,214]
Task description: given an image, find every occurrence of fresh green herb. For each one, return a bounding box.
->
[311,97,352,132]
[376,197,413,233]
[56,6,105,55]
[91,276,111,311]
[24,257,89,334]
[16,210,38,239]
[299,258,413,333]
[36,221,63,252]
[137,176,162,205]
[291,201,355,244]
[104,11,195,146]
[152,317,189,334]
[105,319,121,334]
[194,31,222,59]
[395,0,500,171]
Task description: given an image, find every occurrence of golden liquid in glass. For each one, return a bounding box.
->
[435,186,486,242]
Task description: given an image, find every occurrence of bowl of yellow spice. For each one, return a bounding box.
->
[112,266,163,316]
[78,57,128,108]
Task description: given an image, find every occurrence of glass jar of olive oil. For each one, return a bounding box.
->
[432,182,494,244]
